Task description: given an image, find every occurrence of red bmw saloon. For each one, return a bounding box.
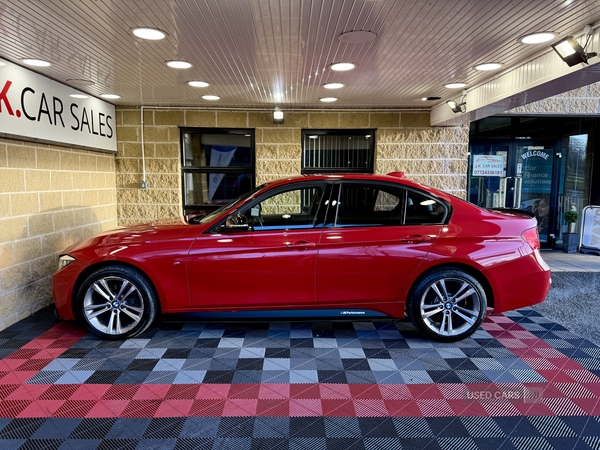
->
[52,173,551,342]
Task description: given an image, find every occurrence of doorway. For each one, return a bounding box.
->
[468,140,559,247]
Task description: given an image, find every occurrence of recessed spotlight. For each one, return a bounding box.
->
[338,30,377,44]
[320,97,338,102]
[421,96,441,101]
[188,81,209,87]
[101,94,121,99]
[67,79,95,86]
[22,59,51,67]
[132,27,167,40]
[202,95,220,101]
[521,32,555,44]
[329,62,355,71]
[323,82,345,89]
[70,94,88,99]
[445,83,466,89]
[166,60,192,69]
[475,62,502,71]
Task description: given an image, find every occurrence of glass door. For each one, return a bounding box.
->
[468,141,558,247]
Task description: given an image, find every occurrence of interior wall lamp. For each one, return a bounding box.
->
[273,107,284,124]
[552,25,597,66]
[446,90,467,113]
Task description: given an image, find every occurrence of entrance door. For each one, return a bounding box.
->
[468,141,558,247]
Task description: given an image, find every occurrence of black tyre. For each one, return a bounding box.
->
[407,268,486,342]
[75,265,157,340]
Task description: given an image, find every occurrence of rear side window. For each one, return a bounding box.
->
[334,183,448,227]
[405,190,447,224]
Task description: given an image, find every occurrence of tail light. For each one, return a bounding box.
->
[521,227,540,250]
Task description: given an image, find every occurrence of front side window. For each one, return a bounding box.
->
[240,185,325,231]
[181,129,255,214]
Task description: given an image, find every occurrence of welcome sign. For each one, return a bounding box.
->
[0,57,116,152]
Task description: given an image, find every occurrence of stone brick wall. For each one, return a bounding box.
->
[116,107,469,224]
[0,138,118,329]
[507,82,600,114]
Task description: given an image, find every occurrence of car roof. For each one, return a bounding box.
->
[263,173,453,201]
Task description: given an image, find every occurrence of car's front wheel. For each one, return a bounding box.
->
[407,268,487,342]
[75,265,157,339]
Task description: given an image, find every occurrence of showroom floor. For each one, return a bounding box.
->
[1,305,600,450]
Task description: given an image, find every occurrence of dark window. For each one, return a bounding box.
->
[181,128,255,214]
[240,185,325,231]
[302,129,375,174]
[334,183,447,227]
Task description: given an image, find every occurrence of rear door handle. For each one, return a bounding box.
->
[400,234,433,244]
[286,241,316,250]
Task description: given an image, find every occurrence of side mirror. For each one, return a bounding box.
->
[223,213,252,232]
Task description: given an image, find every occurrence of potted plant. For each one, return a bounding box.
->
[563,208,579,253]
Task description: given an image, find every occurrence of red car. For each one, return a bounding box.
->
[52,173,551,342]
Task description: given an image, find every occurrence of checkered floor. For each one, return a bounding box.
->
[1,308,600,449]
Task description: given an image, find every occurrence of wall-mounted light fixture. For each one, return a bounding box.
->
[552,25,597,66]
[446,90,467,113]
[273,107,284,124]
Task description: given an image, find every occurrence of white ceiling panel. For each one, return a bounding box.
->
[2,0,600,110]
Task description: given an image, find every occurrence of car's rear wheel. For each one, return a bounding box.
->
[75,265,157,340]
[407,268,486,342]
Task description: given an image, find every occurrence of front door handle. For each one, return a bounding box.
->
[400,234,433,244]
[286,241,316,250]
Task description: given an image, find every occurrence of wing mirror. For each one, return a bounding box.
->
[223,213,253,232]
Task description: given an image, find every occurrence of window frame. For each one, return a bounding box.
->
[180,127,256,214]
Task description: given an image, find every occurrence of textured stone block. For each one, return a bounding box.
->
[0,262,32,292]
[0,144,6,167]
[25,171,51,192]
[62,191,82,208]
[0,292,16,319]
[82,190,99,207]
[39,192,62,211]
[72,172,92,190]
[401,112,430,128]
[587,82,600,97]
[116,158,140,173]
[98,189,115,206]
[569,98,599,114]
[429,175,466,191]
[216,112,247,127]
[282,113,309,128]
[80,154,97,172]
[0,194,9,218]
[28,213,54,236]
[256,144,278,159]
[74,208,93,226]
[36,149,61,170]
[309,113,339,128]
[122,143,143,158]
[117,189,139,204]
[120,108,142,126]
[278,144,301,159]
[117,173,141,189]
[41,232,64,256]
[60,152,80,171]
[262,128,296,144]
[97,155,115,172]
[0,243,14,270]
[376,144,401,160]
[141,127,168,142]
[557,86,587,98]
[248,113,274,128]
[446,159,468,175]
[158,204,181,219]
[405,144,431,159]
[116,126,139,142]
[148,174,179,189]
[370,113,400,128]
[53,210,75,230]
[340,113,369,128]
[413,160,444,175]
[539,98,569,114]
[155,110,185,126]
[90,173,106,189]
[0,169,25,192]
[13,238,42,264]
[155,143,179,158]
[16,277,52,309]
[377,129,413,143]
[7,145,36,169]
[186,111,217,127]
[146,158,179,174]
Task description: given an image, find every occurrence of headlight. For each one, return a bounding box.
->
[57,255,75,271]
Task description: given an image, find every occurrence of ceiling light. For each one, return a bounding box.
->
[166,60,192,69]
[475,63,502,71]
[188,81,209,87]
[421,96,441,101]
[22,59,51,67]
[202,95,220,100]
[329,62,355,71]
[445,83,467,89]
[273,107,284,124]
[70,94,88,99]
[323,82,345,89]
[132,27,166,40]
[338,30,377,44]
[552,34,597,66]
[320,97,338,102]
[101,94,121,99]
[521,32,555,44]
[67,79,95,86]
